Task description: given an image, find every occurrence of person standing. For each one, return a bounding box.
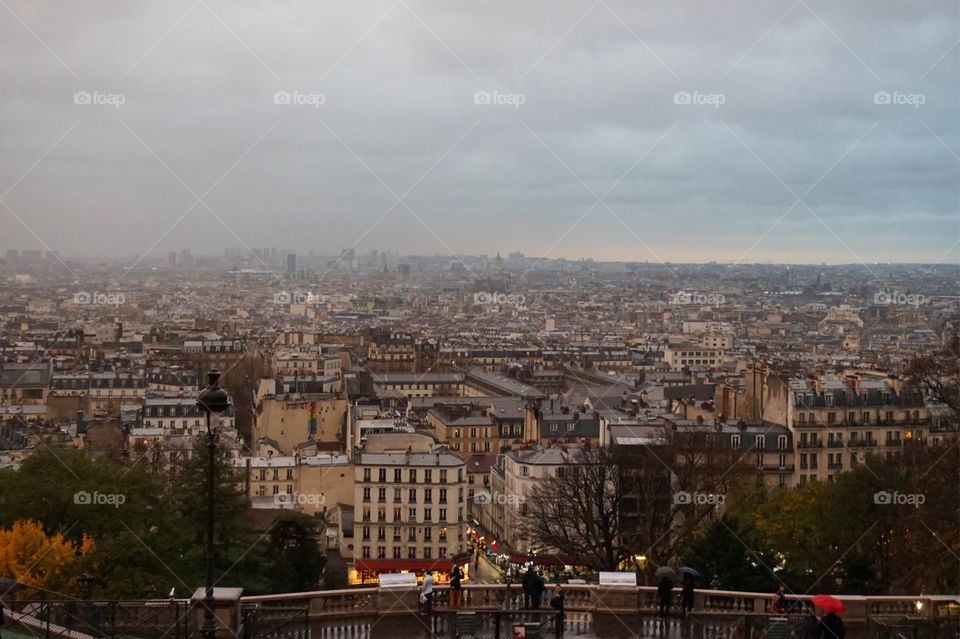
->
[530,571,545,610]
[772,585,787,614]
[657,576,674,619]
[681,575,695,618]
[420,572,434,615]
[449,565,464,609]
[817,611,845,639]
[521,569,535,609]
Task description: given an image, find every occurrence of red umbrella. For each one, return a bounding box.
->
[810,594,846,614]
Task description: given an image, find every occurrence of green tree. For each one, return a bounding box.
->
[171,438,268,594]
[265,513,325,593]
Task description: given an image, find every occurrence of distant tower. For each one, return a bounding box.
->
[494,252,504,272]
[286,253,297,274]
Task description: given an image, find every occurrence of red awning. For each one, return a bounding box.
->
[355,559,456,572]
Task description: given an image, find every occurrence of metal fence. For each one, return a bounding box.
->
[2,600,192,639]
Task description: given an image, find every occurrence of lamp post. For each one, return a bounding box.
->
[832,560,845,594]
[197,369,230,639]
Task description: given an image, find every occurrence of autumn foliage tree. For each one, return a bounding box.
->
[0,520,94,596]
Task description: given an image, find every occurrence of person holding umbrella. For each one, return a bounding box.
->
[811,595,845,639]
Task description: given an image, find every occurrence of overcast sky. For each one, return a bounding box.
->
[1,0,958,265]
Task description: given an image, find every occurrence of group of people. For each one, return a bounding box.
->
[418,565,465,614]
[657,574,696,619]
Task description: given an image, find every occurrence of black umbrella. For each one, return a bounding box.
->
[0,577,25,595]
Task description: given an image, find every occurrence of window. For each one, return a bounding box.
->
[394,488,402,503]
[377,527,386,541]
[363,468,371,482]
[424,489,433,503]
[755,435,765,449]
[362,526,371,541]
[378,488,386,502]
[409,507,417,521]
[408,528,417,541]
[424,508,432,522]
[521,466,529,477]
[362,546,370,559]
[409,488,417,502]
[378,468,387,482]
[424,470,432,483]
[440,470,447,482]
[362,488,371,502]
[409,469,417,483]
[777,435,787,450]
[408,547,417,559]
[731,434,740,448]
[393,508,401,521]
[424,547,432,559]
[439,508,447,521]
[439,488,448,503]
[393,547,401,559]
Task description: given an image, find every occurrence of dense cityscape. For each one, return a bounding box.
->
[3,0,959,637]
[0,249,956,637]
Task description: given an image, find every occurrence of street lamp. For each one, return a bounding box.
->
[832,560,845,594]
[197,369,230,639]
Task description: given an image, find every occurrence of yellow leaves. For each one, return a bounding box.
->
[0,520,94,595]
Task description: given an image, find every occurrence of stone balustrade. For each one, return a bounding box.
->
[241,584,953,624]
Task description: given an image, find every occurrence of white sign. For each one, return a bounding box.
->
[378,573,417,589]
[598,571,637,588]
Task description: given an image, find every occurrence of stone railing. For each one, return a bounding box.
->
[240,584,956,623]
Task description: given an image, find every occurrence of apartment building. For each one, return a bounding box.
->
[352,435,469,584]
[664,344,724,371]
[425,404,498,454]
[788,376,929,484]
